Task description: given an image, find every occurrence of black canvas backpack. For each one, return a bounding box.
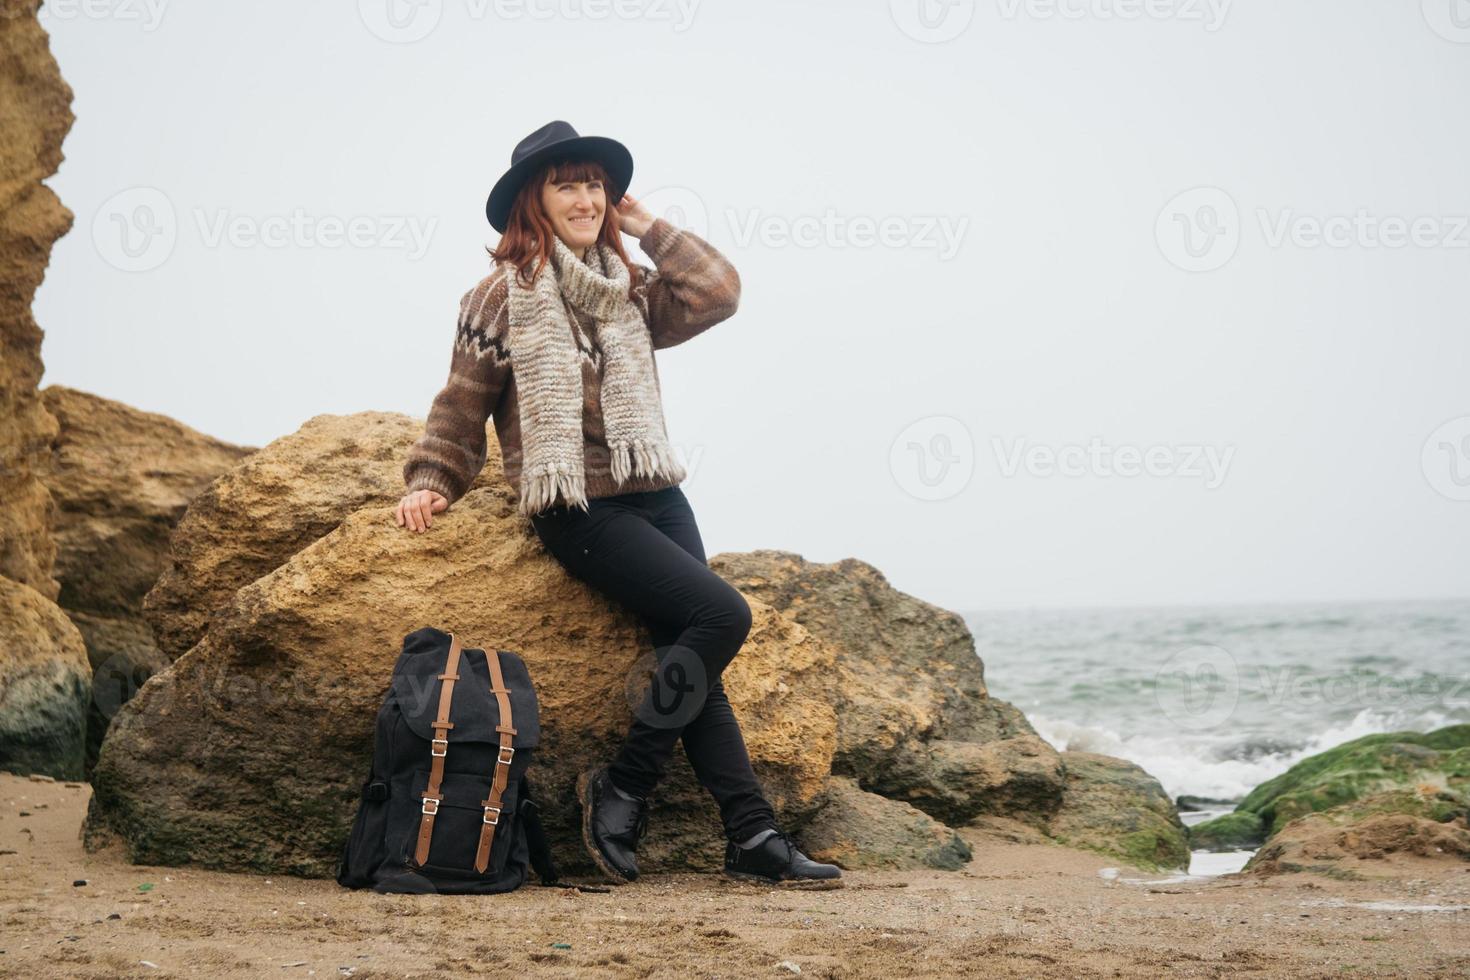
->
[336,626,562,894]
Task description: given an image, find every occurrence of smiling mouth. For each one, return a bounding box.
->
[570,215,597,226]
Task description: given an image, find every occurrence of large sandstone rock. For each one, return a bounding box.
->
[38,385,254,773]
[90,415,1185,877]
[0,3,88,782]
[143,412,493,661]
[712,551,1065,827]
[0,0,73,598]
[0,575,90,778]
[1045,751,1190,872]
[801,775,972,871]
[86,485,838,875]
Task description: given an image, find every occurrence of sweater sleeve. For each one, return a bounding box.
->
[402,271,512,506]
[635,216,742,350]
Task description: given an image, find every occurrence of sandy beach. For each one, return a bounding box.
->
[3,772,1468,978]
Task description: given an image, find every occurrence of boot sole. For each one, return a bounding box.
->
[722,868,846,890]
[576,768,636,885]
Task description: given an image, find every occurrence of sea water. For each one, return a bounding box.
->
[964,598,1470,876]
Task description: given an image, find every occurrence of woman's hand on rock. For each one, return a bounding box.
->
[396,489,447,533]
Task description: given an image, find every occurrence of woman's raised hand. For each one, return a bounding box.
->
[395,489,448,533]
[614,193,657,238]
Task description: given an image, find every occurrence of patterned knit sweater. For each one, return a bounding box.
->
[402,217,741,511]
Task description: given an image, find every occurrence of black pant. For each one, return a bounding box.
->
[529,485,779,844]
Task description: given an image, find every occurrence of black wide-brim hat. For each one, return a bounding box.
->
[485,120,634,234]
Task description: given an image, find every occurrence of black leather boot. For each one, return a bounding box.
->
[724,829,844,889]
[576,765,648,883]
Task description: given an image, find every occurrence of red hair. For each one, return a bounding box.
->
[488,157,644,298]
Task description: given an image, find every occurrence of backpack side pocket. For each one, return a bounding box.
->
[336,778,391,889]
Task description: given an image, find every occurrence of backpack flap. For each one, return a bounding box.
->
[388,626,540,750]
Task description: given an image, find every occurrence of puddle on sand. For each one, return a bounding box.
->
[1097,867,1214,886]
[1097,847,1255,887]
[1301,899,1470,913]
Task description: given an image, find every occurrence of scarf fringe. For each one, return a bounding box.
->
[518,462,589,517]
[610,438,685,486]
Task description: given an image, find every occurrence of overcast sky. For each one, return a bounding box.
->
[35,0,1470,611]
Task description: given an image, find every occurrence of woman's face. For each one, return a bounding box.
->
[540,174,606,252]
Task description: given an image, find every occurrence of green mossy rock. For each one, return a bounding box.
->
[1045,751,1190,872]
[1187,810,1265,851]
[1188,725,1470,855]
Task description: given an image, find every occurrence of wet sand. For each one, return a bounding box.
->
[3,772,1468,978]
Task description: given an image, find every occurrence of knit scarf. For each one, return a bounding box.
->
[504,232,687,516]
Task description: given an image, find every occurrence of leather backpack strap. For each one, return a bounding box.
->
[473,647,519,873]
[412,631,463,868]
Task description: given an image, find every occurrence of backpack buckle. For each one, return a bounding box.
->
[421,797,440,816]
[430,737,448,757]
[497,745,515,766]
[482,804,501,825]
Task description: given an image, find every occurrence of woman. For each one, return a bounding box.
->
[394,121,841,889]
